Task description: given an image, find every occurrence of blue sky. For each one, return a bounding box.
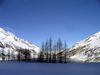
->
[0,0,100,48]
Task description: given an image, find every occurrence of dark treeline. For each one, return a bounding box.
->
[1,48,32,62]
[1,37,68,63]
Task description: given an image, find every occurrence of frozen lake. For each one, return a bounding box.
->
[0,61,100,75]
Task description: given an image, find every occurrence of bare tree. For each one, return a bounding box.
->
[49,37,52,63]
[24,49,30,62]
[58,37,62,63]
[53,41,56,63]
[38,50,43,62]
[41,41,44,62]
[45,40,48,62]
[11,50,15,61]
[1,49,5,61]
[17,49,21,61]
[64,40,67,63]
[56,41,59,62]
[38,42,44,62]
[33,51,35,62]
[8,49,10,61]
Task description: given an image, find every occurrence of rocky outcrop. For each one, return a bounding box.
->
[63,31,100,62]
[0,28,41,60]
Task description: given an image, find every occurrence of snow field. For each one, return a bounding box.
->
[0,61,100,75]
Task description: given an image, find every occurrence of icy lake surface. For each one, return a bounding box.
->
[0,61,100,75]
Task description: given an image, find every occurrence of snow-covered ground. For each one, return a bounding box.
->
[0,61,100,75]
[66,31,100,62]
[0,27,41,60]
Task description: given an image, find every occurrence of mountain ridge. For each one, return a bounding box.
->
[0,27,100,62]
[0,27,41,60]
[64,31,100,62]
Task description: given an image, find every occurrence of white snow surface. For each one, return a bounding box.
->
[69,31,100,62]
[0,27,41,60]
[0,61,100,75]
[70,31,100,50]
[70,53,87,62]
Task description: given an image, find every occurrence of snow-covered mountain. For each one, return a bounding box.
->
[64,31,100,62]
[0,28,41,60]
[1,27,100,62]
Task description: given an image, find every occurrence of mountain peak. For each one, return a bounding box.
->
[0,27,41,60]
[94,31,100,37]
[0,27,4,30]
[67,31,100,62]
[0,28,5,33]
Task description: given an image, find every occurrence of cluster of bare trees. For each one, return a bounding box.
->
[17,49,31,62]
[1,48,31,62]
[1,49,11,61]
[38,37,68,63]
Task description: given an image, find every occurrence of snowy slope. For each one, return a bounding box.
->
[1,61,100,75]
[0,28,41,60]
[64,31,100,62]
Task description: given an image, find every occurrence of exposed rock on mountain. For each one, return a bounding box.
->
[64,31,100,62]
[0,28,41,60]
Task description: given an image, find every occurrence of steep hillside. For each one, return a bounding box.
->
[0,28,41,60]
[64,31,100,62]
